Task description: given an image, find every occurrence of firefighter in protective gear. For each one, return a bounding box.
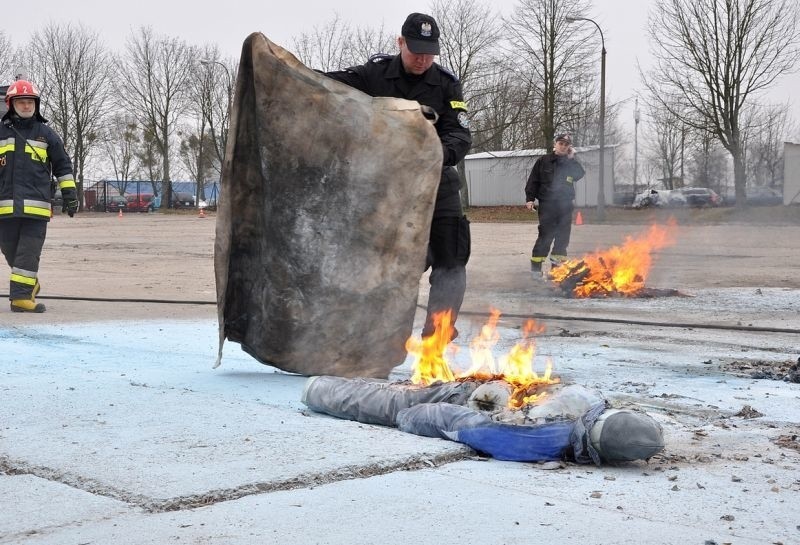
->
[0,79,77,312]
[325,13,472,340]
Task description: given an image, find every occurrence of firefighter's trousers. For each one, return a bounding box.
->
[0,218,48,299]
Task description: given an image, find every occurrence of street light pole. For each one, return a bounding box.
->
[634,97,640,196]
[566,16,606,220]
[200,59,233,107]
[199,58,233,132]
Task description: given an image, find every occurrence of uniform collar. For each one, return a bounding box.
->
[2,113,36,129]
[386,55,442,86]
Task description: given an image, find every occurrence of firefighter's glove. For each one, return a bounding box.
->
[61,188,79,217]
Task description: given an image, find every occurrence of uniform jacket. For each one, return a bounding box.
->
[525,152,586,203]
[0,114,75,221]
[326,54,472,217]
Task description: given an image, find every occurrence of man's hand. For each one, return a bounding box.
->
[525,200,538,211]
[61,188,79,218]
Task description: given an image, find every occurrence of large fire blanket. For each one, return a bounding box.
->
[215,33,443,377]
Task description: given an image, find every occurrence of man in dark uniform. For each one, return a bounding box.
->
[0,79,78,312]
[325,12,472,340]
[524,133,585,277]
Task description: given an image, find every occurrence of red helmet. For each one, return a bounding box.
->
[5,79,40,108]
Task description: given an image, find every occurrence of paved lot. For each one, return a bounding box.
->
[2,211,799,544]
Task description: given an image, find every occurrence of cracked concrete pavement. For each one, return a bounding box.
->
[1,211,799,544]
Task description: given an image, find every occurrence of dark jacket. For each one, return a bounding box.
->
[0,113,75,221]
[525,152,585,203]
[326,54,472,217]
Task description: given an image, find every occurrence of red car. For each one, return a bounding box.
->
[126,194,155,213]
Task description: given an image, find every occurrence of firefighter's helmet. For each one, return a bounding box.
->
[5,79,40,109]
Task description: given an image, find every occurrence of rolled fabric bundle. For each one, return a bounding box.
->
[301,375,477,426]
[467,381,513,412]
[397,402,574,462]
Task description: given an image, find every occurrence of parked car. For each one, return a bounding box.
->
[106,195,128,213]
[632,189,686,209]
[746,186,782,206]
[52,189,63,210]
[126,194,155,213]
[172,192,195,209]
[679,187,722,207]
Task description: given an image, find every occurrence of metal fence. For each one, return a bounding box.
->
[82,180,219,211]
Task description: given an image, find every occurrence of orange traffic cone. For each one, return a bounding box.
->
[198,208,206,218]
[118,208,123,219]
[575,211,583,225]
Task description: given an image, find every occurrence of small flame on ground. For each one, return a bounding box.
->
[549,221,677,297]
[406,309,559,408]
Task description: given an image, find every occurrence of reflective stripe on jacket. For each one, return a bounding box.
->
[0,115,75,221]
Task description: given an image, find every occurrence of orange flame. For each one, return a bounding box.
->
[549,221,677,297]
[406,309,559,408]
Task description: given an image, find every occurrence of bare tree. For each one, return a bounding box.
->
[102,115,140,183]
[117,27,195,208]
[178,122,215,201]
[293,14,395,70]
[469,67,534,150]
[347,24,395,62]
[292,14,356,70]
[431,0,500,91]
[685,127,730,195]
[644,0,800,206]
[644,101,687,190]
[742,103,792,189]
[0,32,14,80]
[22,23,115,209]
[134,125,164,197]
[504,0,596,149]
[195,47,236,179]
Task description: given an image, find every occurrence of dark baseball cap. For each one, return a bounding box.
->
[402,13,440,55]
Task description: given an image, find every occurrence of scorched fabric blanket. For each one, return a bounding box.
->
[215,33,443,377]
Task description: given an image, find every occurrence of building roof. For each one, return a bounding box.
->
[465,144,616,161]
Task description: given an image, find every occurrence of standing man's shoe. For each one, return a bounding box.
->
[531,257,544,279]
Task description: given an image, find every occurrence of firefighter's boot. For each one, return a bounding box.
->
[11,282,46,313]
[11,298,46,313]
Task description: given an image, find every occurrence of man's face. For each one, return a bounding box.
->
[398,37,435,75]
[12,98,36,119]
[554,139,571,156]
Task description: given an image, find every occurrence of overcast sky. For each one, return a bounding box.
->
[6,0,799,132]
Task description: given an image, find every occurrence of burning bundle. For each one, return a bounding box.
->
[550,222,678,298]
[302,310,665,464]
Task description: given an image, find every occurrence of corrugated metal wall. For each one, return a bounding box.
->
[784,142,800,205]
[465,147,616,207]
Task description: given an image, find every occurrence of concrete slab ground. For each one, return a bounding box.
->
[1,213,799,544]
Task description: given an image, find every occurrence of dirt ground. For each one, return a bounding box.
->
[11,208,798,324]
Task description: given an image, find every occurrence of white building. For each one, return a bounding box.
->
[464,146,616,207]
[784,142,800,205]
